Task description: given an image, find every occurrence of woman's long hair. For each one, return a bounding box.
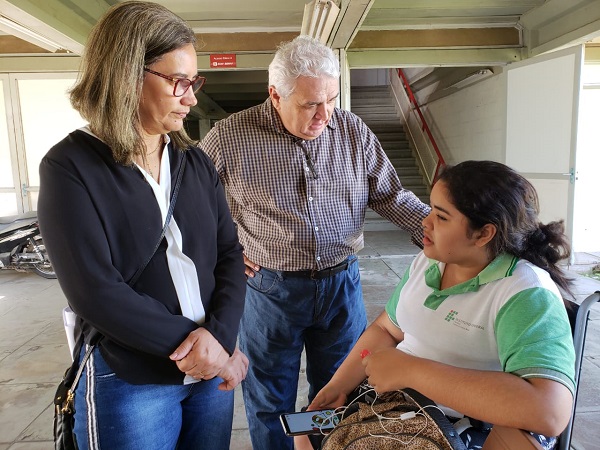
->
[437,160,573,295]
[70,1,197,164]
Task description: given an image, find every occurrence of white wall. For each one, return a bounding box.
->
[0,74,85,216]
[0,77,17,215]
[400,47,597,252]
[574,63,600,252]
[419,72,506,164]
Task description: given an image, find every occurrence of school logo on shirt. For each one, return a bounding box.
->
[445,310,458,322]
[444,309,485,331]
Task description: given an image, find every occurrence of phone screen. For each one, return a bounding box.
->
[279,409,339,436]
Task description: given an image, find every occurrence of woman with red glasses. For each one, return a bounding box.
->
[38,2,247,449]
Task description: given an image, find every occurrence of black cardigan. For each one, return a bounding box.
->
[38,130,246,384]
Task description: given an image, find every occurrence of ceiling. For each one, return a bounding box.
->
[1,0,600,118]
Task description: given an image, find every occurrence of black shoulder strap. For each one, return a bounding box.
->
[403,388,468,450]
[128,156,187,286]
[68,154,188,377]
[65,341,95,388]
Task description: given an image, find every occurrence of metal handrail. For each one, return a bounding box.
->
[396,69,445,185]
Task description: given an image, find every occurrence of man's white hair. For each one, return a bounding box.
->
[268,35,340,98]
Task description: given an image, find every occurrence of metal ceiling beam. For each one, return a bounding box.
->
[0,35,52,53]
[329,0,374,49]
[0,0,109,54]
[183,0,303,32]
[370,0,543,15]
[360,16,523,30]
[349,27,520,49]
[194,32,296,53]
[346,48,523,68]
[520,0,600,57]
[0,54,81,71]
[363,0,544,29]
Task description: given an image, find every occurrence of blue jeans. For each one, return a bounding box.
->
[73,346,233,450]
[239,258,367,450]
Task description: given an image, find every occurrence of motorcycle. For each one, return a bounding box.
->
[0,211,56,279]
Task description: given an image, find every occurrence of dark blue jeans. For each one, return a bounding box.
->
[73,346,234,449]
[239,258,367,450]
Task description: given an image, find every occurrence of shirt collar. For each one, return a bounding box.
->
[425,253,518,295]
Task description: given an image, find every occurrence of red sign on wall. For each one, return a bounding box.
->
[210,54,237,68]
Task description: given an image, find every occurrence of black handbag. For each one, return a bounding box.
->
[53,343,94,450]
[52,157,187,450]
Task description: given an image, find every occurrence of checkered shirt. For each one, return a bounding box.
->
[201,99,430,271]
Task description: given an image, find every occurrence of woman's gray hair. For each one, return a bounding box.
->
[268,35,340,99]
[70,1,197,164]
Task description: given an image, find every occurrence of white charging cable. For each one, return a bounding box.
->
[345,383,448,446]
[314,379,448,445]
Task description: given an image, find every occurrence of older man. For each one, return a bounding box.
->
[201,35,430,450]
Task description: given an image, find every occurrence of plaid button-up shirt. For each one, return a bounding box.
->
[201,99,430,271]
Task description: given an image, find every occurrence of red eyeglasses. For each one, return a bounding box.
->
[143,68,206,97]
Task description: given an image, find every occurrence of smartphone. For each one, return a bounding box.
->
[279,409,339,436]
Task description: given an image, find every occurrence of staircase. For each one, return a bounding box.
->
[350,86,430,230]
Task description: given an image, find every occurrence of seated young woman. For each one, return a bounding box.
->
[307,160,575,450]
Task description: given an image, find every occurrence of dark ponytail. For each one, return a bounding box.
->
[521,221,572,296]
[438,160,573,297]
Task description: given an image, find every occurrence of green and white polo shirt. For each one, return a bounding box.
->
[385,252,575,394]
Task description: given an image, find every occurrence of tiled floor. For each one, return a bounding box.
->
[1,229,599,449]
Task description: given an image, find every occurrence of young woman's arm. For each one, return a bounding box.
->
[363,349,572,437]
[308,311,404,410]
